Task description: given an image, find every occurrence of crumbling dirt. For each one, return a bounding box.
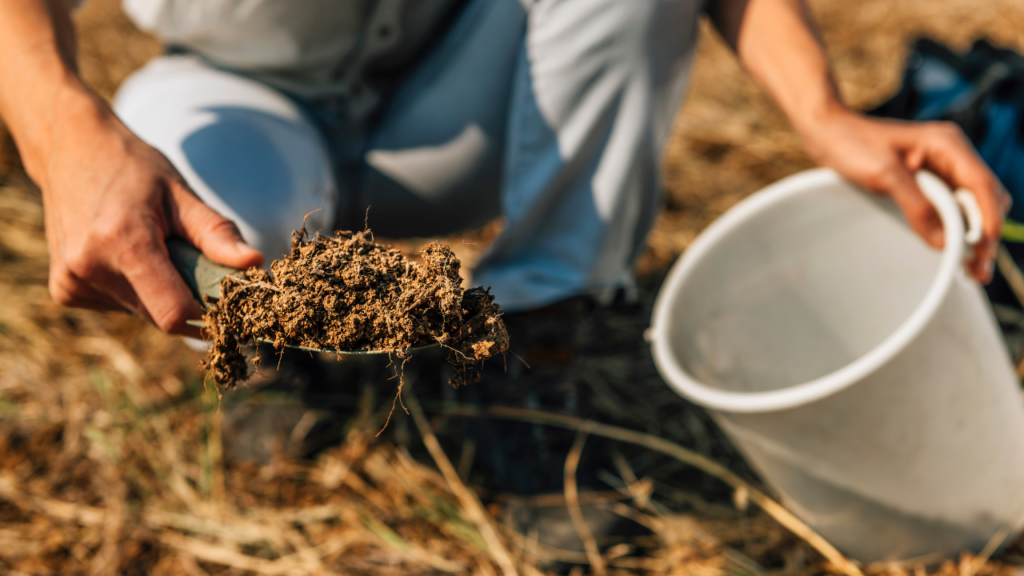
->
[201,226,508,389]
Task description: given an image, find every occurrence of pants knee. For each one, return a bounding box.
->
[115,56,337,261]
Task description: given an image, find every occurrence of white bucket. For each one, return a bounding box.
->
[650,168,1024,562]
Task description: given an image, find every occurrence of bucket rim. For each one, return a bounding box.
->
[650,168,965,414]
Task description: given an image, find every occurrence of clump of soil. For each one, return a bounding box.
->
[201,226,508,389]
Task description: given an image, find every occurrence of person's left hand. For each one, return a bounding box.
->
[798,108,1011,283]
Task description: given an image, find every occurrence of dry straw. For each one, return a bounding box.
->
[4,0,1024,574]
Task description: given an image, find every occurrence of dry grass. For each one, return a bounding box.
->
[4,0,1024,574]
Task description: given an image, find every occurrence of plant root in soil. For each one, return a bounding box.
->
[201,224,508,388]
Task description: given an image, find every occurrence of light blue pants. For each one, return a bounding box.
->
[115,0,703,311]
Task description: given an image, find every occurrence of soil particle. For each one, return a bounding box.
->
[201,226,508,389]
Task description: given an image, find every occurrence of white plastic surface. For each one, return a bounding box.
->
[650,169,1024,562]
[955,188,984,246]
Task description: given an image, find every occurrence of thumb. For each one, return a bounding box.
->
[167,181,265,269]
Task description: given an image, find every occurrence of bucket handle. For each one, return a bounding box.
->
[954,188,983,246]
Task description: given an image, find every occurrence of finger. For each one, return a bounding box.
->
[969,180,1008,283]
[53,231,155,318]
[868,159,945,249]
[48,267,127,312]
[165,181,264,270]
[999,188,1013,215]
[113,228,206,335]
[902,124,1004,282]
[61,232,156,323]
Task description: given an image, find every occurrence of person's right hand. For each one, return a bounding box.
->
[34,87,264,335]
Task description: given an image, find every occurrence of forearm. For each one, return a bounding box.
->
[710,0,1009,283]
[0,0,100,182]
[709,0,846,138]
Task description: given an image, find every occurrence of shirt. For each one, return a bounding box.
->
[123,0,465,110]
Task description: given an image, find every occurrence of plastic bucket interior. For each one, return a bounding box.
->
[651,169,969,413]
[648,169,1024,562]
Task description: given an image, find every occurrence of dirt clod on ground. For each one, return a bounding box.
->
[201,225,508,388]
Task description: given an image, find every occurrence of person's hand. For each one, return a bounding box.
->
[34,88,264,335]
[799,108,1011,283]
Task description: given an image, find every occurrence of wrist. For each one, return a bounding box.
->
[791,101,859,162]
[11,75,105,184]
[789,94,850,135]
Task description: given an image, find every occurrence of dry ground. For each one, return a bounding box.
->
[3,0,1024,575]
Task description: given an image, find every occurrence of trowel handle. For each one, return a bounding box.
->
[166,238,241,306]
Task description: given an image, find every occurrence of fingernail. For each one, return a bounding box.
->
[236,241,257,255]
[930,229,945,247]
[985,259,995,279]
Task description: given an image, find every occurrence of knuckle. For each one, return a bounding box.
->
[52,292,76,307]
[62,246,97,279]
[117,233,157,264]
[932,121,965,141]
[48,270,89,308]
[208,217,242,239]
[864,162,901,191]
[152,306,188,333]
[971,177,1003,208]
[90,214,128,246]
[87,217,146,270]
[48,277,75,307]
[102,223,161,270]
